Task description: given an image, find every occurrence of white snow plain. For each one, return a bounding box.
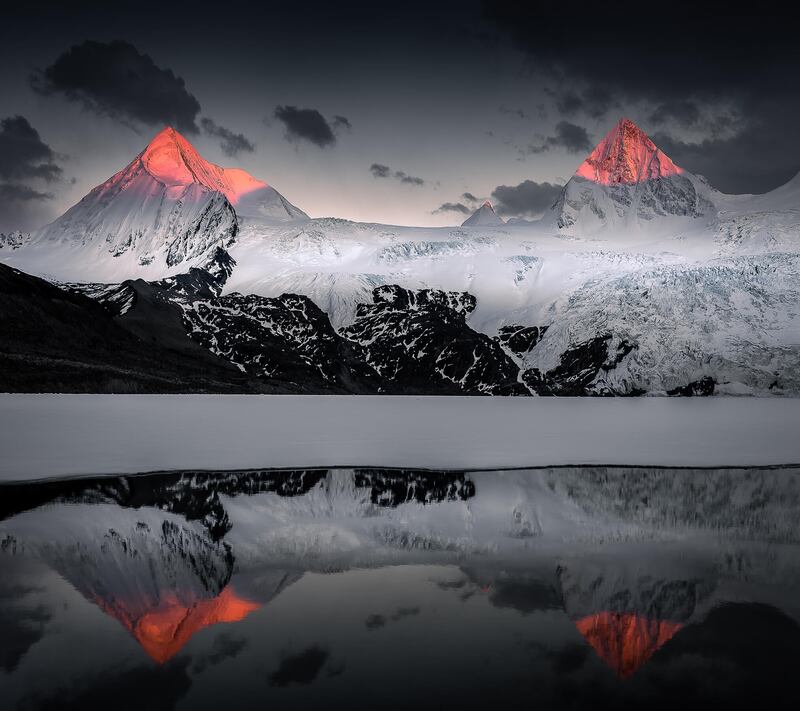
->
[1,394,799,481]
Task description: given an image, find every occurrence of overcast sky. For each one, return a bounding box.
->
[1,1,796,231]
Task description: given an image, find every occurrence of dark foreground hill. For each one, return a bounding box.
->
[0,263,271,393]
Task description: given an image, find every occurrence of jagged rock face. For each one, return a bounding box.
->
[353,470,475,507]
[495,324,548,358]
[0,231,28,250]
[176,291,385,393]
[553,118,715,230]
[668,376,716,397]
[39,175,239,268]
[522,334,638,396]
[0,469,329,541]
[341,285,528,395]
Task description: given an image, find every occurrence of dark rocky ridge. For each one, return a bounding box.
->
[0,262,270,394]
[3,254,652,395]
[341,285,528,395]
[522,334,640,396]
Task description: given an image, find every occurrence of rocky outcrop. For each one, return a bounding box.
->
[522,334,638,396]
[495,324,548,357]
[668,376,715,396]
[341,285,528,395]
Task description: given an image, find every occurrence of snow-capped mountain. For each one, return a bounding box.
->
[24,127,307,277]
[462,200,505,227]
[3,116,800,395]
[552,118,716,232]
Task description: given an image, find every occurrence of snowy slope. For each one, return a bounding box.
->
[462,200,505,227]
[11,128,306,281]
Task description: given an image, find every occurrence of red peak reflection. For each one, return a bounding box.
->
[575,611,682,679]
[93,585,260,664]
[575,117,683,186]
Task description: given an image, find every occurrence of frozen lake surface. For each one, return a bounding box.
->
[1,394,800,481]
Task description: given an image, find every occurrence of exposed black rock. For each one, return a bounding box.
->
[522,334,638,396]
[341,285,529,395]
[0,468,477,538]
[178,292,385,393]
[74,250,384,394]
[353,469,476,507]
[0,262,268,394]
[668,376,716,397]
[0,470,329,541]
[495,324,548,357]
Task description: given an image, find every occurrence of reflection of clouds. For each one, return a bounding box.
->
[365,606,420,631]
[0,598,51,672]
[268,645,330,687]
[191,632,248,673]
[20,657,192,711]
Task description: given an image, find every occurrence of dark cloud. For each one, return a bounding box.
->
[332,115,352,131]
[483,2,800,192]
[553,87,616,120]
[390,606,419,621]
[431,202,473,215]
[499,105,527,119]
[649,101,701,127]
[487,580,561,615]
[527,121,591,155]
[395,171,424,186]
[0,183,53,202]
[192,632,248,673]
[269,645,329,687]
[21,657,192,710]
[433,201,471,215]
[461,192,480,204]
[273,106,349,148]
[0,116,62,183]
[0,116,61,230]
[0,601,51,672]
[31,40,201,134]
[369,163,425,186]
[370,163,391,178]
[491,179,563,218]
[365,614,386,630]
[199,118,255,157]
[365,607,420,629]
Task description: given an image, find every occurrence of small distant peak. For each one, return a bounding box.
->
[462,199,505,226]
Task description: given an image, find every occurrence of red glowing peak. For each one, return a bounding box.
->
[575,117,683,186]
[575,611,683,679]
[137,126,268,205]
[92,585,261,664]
[482,200,494,210]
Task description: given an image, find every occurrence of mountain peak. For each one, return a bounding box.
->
[140,126,206,188]
[133,126,269,205]
[462,199,505,227]
[575,117,683,186]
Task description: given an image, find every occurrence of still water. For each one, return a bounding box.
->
[1,467,799,710]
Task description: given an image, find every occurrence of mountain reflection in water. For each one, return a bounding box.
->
[2,466,800,710]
